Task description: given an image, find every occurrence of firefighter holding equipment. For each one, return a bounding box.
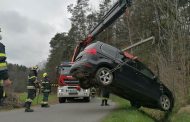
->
[25,66,39,112]
[41,72,51,108]
[0,28,12,104]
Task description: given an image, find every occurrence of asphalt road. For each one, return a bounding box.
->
[0,98,116,122]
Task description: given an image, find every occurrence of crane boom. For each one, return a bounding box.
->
[71,0,132,62]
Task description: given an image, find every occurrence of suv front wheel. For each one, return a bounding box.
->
[95,67,113,86]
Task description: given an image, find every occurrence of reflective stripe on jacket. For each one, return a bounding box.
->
[27,70,37,89]
[26,98,33,102]
[27,86,35,89]
[28,76,37,80]
[0,43,7,71]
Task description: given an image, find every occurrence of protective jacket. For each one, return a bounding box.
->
[41,77,51,93]
[27,70,38,90]
[0,42,8,80]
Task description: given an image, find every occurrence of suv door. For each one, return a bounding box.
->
[114,56,143,100]
[133,61,161,102]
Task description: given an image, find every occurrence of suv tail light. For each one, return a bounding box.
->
[85,48,97,55]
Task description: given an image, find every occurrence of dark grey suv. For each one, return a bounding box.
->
[70,41,174,111]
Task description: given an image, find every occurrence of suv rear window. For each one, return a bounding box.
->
[101,43,119,58]
[85,43,97,49]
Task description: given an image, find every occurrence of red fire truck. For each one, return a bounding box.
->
[57,62,90,103]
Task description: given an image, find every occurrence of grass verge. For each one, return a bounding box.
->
[102,95,190,122]
[168,105,190,122]
[170,112,190,122]
[102,95,156,122]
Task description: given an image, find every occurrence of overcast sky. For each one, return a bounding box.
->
[0,0,102,67]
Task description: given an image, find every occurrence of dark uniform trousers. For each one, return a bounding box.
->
[101,86,110,106]
[0,80,6,104]
[26,89,36,102]
[42,92,49,104]
[0,42,8,104]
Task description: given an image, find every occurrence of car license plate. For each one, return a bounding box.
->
[68,89,77,93]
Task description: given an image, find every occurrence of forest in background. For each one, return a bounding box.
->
[7,63,45,93]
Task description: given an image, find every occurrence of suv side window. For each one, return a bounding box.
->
[136,61,155,78]
[117,52,125,61]
[101,44,118,59]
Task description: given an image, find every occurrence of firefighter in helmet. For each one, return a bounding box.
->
[41,72,51,107]
[0,28,12,104]
[25,65,39,112]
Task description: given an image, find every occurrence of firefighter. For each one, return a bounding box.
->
[101,86,110,106]
[41,72,51,108]
[0,28,12,104]
[25,66,39,112]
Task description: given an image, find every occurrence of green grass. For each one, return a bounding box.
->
[170,112,190,122]
[102,95,190,122]
[18,92,58,105]
[102,95,156,122]
[169,110,190,122]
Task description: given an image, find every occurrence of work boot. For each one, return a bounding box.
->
[41,104,45,107]
[25,102,34,112]
[105,100,109,106]
[41,104,50,108]
[25,108,34,112]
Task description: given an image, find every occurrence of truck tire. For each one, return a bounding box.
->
[83,97,90,102]
[59,97,66,103]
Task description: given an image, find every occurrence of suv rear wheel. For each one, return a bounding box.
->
[95,67,113,86]
[159,94,172,111]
